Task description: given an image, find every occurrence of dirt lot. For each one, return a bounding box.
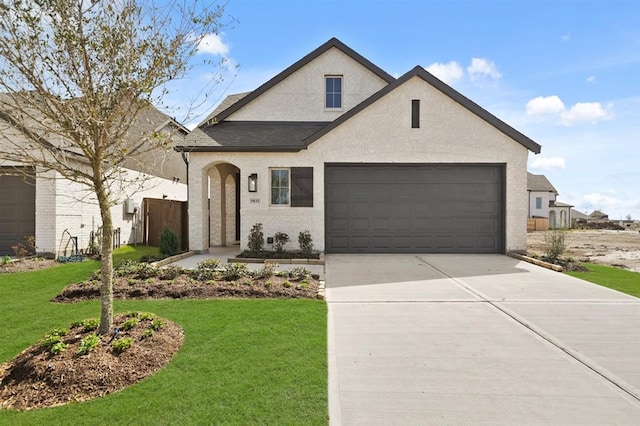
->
[527,229,640,272]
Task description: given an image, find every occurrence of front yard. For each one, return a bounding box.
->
[0,246,327,424]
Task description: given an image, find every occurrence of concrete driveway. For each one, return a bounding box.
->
[326,254,640,425]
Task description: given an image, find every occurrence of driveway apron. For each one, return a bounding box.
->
[326,254,640,425]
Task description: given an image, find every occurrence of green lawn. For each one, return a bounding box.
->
[566,263,640,298]
[0,246,327,425]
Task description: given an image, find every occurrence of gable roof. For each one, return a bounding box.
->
[202,37,396,126]
[304,66,541,153]
[527,172,557,192]
[177,39,542,154]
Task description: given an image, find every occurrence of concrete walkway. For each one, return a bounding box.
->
[326,254,640,425]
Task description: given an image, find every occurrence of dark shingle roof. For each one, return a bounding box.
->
[527,172,557,192]
[186,121,329,152]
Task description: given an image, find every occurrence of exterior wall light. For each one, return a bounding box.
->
[248,173,258,192]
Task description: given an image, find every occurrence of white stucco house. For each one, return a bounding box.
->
[177,38,542,254]
[0,105,188,257]
[527,172,573,229]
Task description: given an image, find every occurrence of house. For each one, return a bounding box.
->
[0,104,189,257]
[176,38,542,254]
[527,172,573,228]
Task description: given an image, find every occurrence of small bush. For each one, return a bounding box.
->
[50,342,68,355]
[273,232,289,252]
[39,328,68,348]
[150,319,165,331]
[121,318,139,331]
[115,259,138,276]
[1,255,11,265]
[298,230,313,255]
[132,262,161,279]
[221,263,249,281]
[247,223,264,253]
[112,337,134,354]
[139,312,157,321]
[191,258,221,281]
[142,328,155,339]
[12,235,36,258]
[77,334,100,355]
[254,262,279,279]
[160,265,184,280]
[543,229,566,261]
[288,266,311,281]
[159,225,179,257]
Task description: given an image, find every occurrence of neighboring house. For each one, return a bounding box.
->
[570,208,589,227]
[0,105,189,257]
[527,172,573,228]
[176,38,542,254]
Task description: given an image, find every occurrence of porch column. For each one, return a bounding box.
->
[188,165,209,252]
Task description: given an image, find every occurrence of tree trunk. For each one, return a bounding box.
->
[96,181,114,335]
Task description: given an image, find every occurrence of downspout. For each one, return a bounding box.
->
[181,151,189,249]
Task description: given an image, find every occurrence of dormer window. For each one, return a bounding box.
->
[325,76,342,109]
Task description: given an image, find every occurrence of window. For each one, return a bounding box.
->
[271,169,290,205]
[411,99,420,128]
[325,76,342,109]
[535,197,542,209]
[270,167,314,207]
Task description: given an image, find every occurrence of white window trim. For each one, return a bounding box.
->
[270,167,291,207]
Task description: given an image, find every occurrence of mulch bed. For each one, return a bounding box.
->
[52,274,321,303]
[0,258,58,274]
[0,313,183,411]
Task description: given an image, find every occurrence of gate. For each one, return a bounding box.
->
[143,198,188,250]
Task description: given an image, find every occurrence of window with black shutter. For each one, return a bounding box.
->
[291,167,313,207]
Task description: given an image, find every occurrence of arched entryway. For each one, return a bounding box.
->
[549,210,557,229]
[207,162,240,247]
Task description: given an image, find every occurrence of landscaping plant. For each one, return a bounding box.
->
[159,226,180,257]
[273,232,290,252]
[248,223,265,253]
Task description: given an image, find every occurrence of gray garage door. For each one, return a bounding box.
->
[325,164,504,253]
[0,169,36,255]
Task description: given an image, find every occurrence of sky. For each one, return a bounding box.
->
[169,0,640,220]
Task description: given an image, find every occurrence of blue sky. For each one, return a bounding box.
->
[171,0,640,219]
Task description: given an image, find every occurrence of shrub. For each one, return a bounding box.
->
[221,262,249,281]
[77,334,100,355]
[254,262,278,279]
[50,342,68,355]
[191,258,221,281]
[121,318,139,331]
[543,229,567,261]
[142,328,155,339]
[40,328,68,348]
[289,266,311,281]
[112,337,134,353]
[1,255,11,265]
[150,319,165,331]
[298,230,313,255]
[139,254,165,263]
[247,223,264,253]
[273,232,289,252]
[12,235,36,258]
[139,312,157,321]
[160,265,184,280]
[159,225,179,257]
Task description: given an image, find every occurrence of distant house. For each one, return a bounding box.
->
[527,173,572,228]
[588,210,609,222]
[0,105,189,257]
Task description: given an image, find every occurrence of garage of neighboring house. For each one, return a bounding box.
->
[325,164,504,253]
[0,167,35,255]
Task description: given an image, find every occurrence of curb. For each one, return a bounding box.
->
[508,252,563,272]
[151,251,196,268]
[228,253,325,265]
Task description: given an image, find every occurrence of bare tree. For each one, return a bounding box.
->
[0,0,228,334]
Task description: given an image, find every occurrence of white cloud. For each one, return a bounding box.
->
[526,95,565,116]
[587,75,596,84]
[196,33,230,56]
[425,61,464,84]
[530,156,566,170]
[560,102,613,126]
[467,58,502,81]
